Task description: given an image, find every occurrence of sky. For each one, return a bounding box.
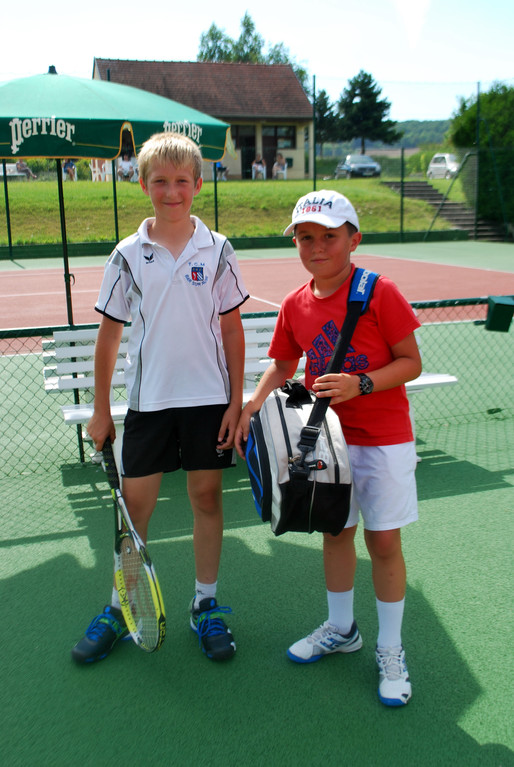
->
[2,0,513,122]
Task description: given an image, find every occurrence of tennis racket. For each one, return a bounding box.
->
[102,437,166,652]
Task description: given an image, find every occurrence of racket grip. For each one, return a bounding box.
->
[102,437,120,490]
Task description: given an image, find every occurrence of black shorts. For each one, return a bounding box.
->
[121,405,235,477]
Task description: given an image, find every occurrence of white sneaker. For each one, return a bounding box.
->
[287,621,363,663]
[376,646,412,706]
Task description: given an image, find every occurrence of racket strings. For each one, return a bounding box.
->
[120,536,159,648]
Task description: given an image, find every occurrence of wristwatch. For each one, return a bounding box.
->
[357,373,374,395]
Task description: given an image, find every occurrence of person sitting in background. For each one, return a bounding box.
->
[272,153,287,180]
[215,161,229,181]
[252,154,266,180]
[63,159,76,181]
[117,154,135,181]
[16,159,37,180]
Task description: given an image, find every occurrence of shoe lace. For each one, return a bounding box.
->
[308,623,340,645]
[377,648,405,680]
[85,610,122,641]
[195,605,232,641]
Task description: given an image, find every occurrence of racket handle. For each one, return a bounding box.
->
[102,437,120,490]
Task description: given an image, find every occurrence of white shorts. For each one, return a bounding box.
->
[345,442,418,531]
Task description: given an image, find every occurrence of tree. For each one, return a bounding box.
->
[198,13,308,90]
[337,71,402,154]
[315,90,340,156]
[197,23,233,62]
[231,12,264,63]
[448,82,514,230]
[449,82,514,147]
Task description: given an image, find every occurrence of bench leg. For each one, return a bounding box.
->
[75,423,86,462]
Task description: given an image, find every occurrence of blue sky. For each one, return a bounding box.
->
[2,0,513,121]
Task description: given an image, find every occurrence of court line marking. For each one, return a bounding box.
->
[248,295,281,308]
[357,252,514,275]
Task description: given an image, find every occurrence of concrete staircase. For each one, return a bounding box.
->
[384,180,506,241]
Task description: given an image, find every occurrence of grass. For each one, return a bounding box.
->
[0,177,457,246]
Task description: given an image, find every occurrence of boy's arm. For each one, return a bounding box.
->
[312,332,422,405]
[217,309,246,450]
[235,357,299,459]
[87,316,125,450]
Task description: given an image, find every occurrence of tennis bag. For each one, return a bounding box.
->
[245,267,379,537]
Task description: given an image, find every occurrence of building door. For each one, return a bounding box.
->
[233,126,256,179]
[241,139,256,179]
[262,134,277,179]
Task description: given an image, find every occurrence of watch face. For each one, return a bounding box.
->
[359,374,374,394]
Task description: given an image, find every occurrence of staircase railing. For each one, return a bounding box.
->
[423,151,474,241]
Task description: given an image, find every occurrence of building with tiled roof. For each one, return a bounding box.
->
[93,59,313,180]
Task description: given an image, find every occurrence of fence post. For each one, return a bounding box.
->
[312,75,317,191]
[400,147,405,242]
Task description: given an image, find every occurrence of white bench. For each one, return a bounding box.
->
[43,316,458,464]
[0,162,27,179]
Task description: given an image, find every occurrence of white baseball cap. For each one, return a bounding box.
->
[283,189,360,235]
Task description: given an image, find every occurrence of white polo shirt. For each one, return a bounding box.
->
[95,217,249,411]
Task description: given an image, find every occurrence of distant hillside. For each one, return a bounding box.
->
[395,120,451,148]
[318,120,451,157]
[360,120,450,149]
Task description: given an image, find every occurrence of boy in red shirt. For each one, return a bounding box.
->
[236,190,422,706]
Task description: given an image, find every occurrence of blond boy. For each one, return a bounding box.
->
[72,133,248,664]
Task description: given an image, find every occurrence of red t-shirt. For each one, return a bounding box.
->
[268,264,421,446]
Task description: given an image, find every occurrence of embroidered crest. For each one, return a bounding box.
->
[185,262,209,286]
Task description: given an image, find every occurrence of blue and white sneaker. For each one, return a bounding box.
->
[71,605,130,664]
[190,597,236,660]
[376,646,412,706]
[287,620,363,663]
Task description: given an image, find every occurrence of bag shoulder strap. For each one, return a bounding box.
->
[348,267,379,313]
[324,268,378,376]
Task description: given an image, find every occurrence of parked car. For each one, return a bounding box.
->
[335,154,381,179]
[426,153,460,180]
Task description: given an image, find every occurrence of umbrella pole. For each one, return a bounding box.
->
[56,159,86,460]
[56,159,74,326]
[213,164,219,232]
[111,160,119,242]
[2,160,14,259]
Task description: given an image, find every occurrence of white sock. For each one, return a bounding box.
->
[327,589,355,635]
[194,579,217,608]
[111,587,121,609]
[376,598,405,649]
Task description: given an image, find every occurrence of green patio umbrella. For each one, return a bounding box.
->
[0,67,230,323]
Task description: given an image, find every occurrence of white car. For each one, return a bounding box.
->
[427,153,460,180]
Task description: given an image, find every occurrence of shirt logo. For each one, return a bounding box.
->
[143,252,155,264]
[307,321,369,376]
[185,262,209,286]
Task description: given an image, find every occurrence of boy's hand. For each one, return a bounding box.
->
[234,402,258,460]
[87,411,116,452]
[311,373,360,406]
[217,401,242,452]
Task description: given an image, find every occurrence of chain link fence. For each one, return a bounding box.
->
[1,300,512,482]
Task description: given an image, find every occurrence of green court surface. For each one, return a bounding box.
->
[1,239,513,765]
[1,326,514,766]
[1,418,513,767]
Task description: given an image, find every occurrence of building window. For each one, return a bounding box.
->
[231,125,256,149]
[262,126,296,149]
